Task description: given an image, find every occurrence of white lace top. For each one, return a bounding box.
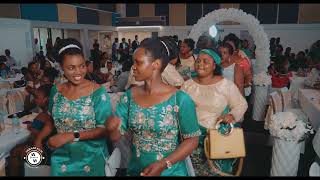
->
[180,55,197,72]
[181,78,248,129]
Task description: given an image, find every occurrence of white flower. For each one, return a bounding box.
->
[166,105,173,112]
[269,112,313,141]
[101,94,107,101]
[82,106,91,115]
[123,96,128,103]
[85,98,91,104]
[173,105,179,112]
[254,72,272,86]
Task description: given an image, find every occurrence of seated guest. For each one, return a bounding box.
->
[271,57,292,88]
[5,49,17,67]
[305,40,320,87]
[268,63,277,76]
[40,59,52,72]
[110,60,132,92]
[100,52,109,68]
[25,61,42,101]
[42,67,59,85]
[26,61,42,88]
[20,67,29,80]
[0,62,9,78]
[0,55,7,64]
[24,68,58,112]
[84,60,107,84]
[9,84,55,176]
[105,60,116,80]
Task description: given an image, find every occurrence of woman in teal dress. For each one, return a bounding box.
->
[47,38,113,176]
[106,37,201,176]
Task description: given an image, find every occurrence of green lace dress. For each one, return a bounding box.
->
[48,85,112,176]
[115,89,201,176]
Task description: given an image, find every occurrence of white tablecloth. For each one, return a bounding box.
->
[298,88,320,131]
[290,74,307,101]
[0,74,23,84]
[0,113,37,158]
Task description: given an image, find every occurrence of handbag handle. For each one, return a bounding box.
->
[204,136,244,176]
[215,120,234,136]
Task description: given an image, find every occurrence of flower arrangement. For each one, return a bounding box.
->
[253,72,272,86]
[269,112,314,141]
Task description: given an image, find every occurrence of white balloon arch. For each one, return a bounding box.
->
[188,8,270,77]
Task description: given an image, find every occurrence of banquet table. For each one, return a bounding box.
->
[0,113,37,159]
[290,73,307,101]
[298,88,320,131]
[0,74,24,84]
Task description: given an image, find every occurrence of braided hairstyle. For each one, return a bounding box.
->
[37,84,53,98]
[54,38,84,65]
[223,33,240,50]
[139,37,170,72]
[183,38,195,51]
[159,36,179,61]
[221,42,235,55]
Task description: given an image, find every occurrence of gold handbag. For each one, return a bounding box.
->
[204,120,246,176]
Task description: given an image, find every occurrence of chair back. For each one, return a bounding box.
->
[309,161,320,176]
[264,91,283,130]
[0,94,8,114]
[270,91,283,113]
[0,156,5,176]
[6,89,26,114]
[279,87,293,110]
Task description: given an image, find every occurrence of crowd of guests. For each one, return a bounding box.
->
[5,31,320,177]
[268,37,320,89]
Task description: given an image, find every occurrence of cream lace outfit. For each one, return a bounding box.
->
[181,78,248,129]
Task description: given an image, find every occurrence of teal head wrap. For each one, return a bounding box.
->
[199,49,221,65]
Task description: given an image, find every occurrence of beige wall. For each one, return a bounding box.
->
[57,4,77,23]
[298,4,320,23]
[0,4,20,18]
[139,4,155,17]
[169,4,186,26]
[220,3,240,9]
[99,12,112,26]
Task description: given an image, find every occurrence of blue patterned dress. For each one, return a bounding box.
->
[115,89,201,176]
[48,85,112,176]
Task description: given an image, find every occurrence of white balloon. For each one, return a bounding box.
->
[209,25,218,38]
